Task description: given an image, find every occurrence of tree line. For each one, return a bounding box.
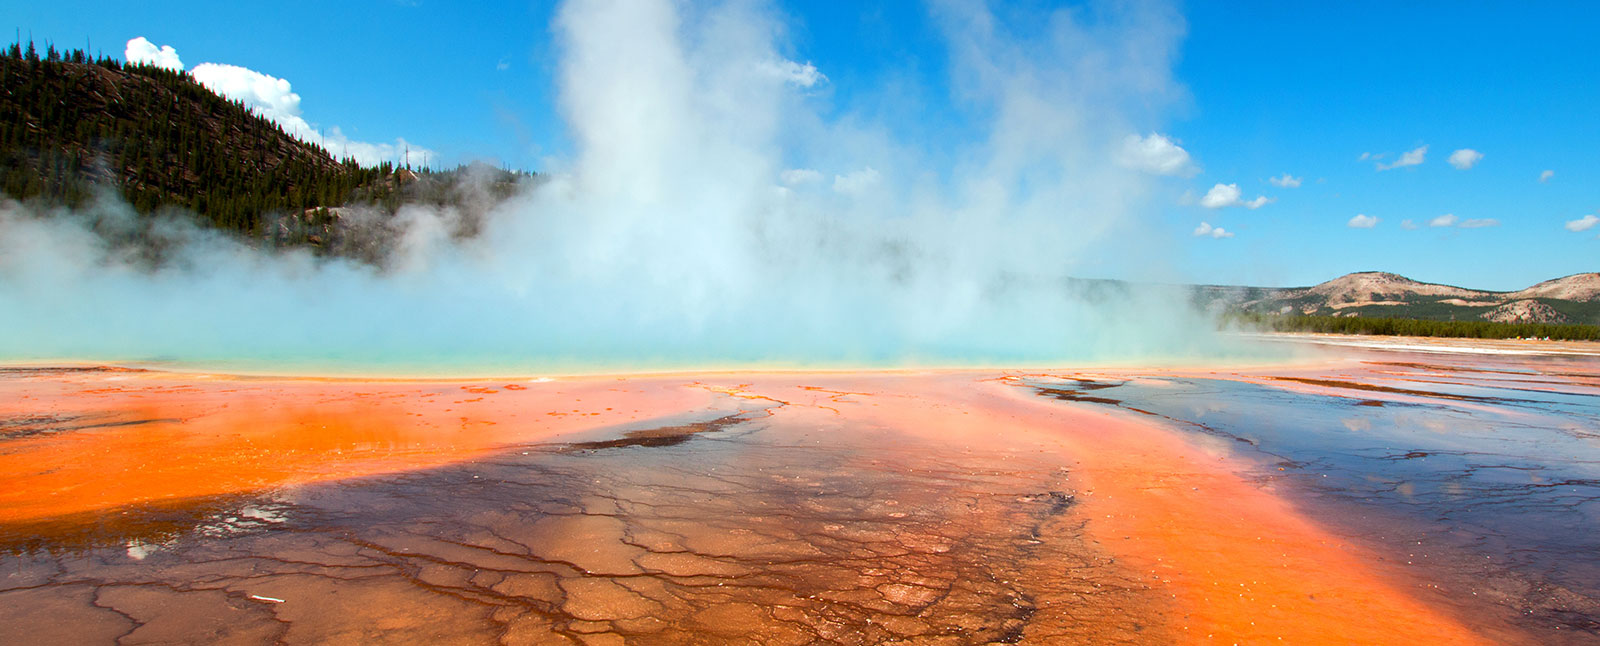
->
[1225,312,1600,342]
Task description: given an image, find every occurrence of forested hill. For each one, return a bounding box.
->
[0,41,530,246]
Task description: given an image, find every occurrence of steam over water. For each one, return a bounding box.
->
[0,0,1239,374]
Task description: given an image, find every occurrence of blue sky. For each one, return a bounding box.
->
[4,0,1596,290]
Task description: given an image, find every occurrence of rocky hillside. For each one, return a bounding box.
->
[1482,300,1569,324]
[1200,272,1600,325]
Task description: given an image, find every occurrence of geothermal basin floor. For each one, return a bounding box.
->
[2,342,1598,644]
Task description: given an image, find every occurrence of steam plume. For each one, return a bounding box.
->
[0,0,1244,375]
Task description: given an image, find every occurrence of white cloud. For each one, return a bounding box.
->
[124,37,430,167]
[1400,219,1419,230]
[832,167,881,194]
[1199,184,1239,208]
[758,59,827,88]
[124,37,183,71]
[1358,152,1377,161]
[1426,213,1498,229]
[1376,145,1427,171]
[1192,221,1234,239]
[1268,173,1302,188]
[190,63,306,131]
[1564,214,1598,232]
[779,168,823,186]
[1348,214,1378,228]
[1539,170,1554,183]
[496,59,510,72]
[1116,133,1198,177]
[1447,148,1483,170]
[1199,183,1272,209]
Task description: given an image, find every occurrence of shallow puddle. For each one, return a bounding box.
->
[1017,349,1600,643]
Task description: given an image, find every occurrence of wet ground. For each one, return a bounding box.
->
[1016,353,1600,644]
[1,340,1597,644]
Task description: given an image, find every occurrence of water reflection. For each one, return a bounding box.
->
[1019,351,1600,641]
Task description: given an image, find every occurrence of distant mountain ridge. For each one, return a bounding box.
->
[1200,272,1600,325]
[1512,274,1600,302]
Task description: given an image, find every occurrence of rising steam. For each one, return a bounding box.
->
[0,0,1245,375]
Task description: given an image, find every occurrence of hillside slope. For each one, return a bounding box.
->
[1507,273,1600,302]
[0,43,397,232]
[0,42,531,257]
